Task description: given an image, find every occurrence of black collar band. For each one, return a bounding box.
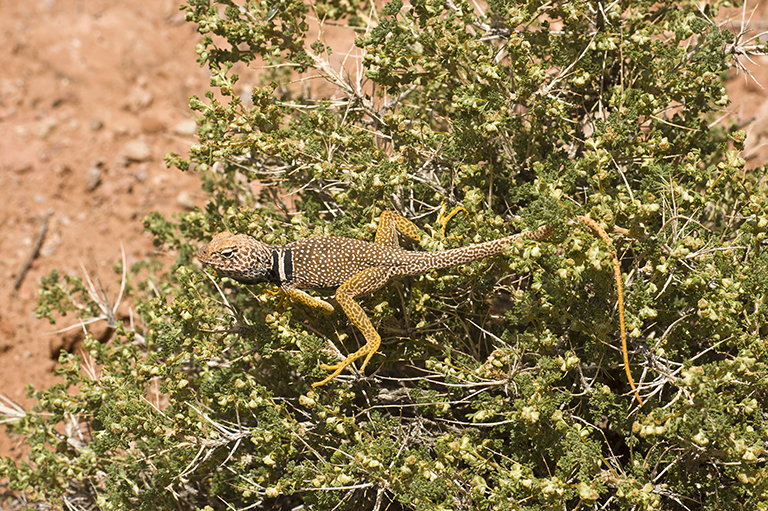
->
[282,247,294,282]
[269,248,294,285]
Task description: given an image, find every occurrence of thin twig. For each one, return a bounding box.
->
[14,209,52,290]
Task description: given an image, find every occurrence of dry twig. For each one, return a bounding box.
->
[14,210,52,290]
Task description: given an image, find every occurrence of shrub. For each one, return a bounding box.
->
[3,0,768,509]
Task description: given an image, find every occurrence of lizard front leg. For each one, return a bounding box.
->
[312,267,393,387]
[282,287,335,315]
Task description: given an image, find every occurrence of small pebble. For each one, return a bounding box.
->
[85,164,102,191]
[173,118,197,136]
[121,139,152,163]
[176,190,196,210]
[124,85,153,113]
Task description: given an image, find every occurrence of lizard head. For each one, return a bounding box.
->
[197,232,274,284]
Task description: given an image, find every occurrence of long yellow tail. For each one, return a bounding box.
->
[576,216,643,407]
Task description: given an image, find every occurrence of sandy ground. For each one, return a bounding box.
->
[0,0,767,463]
[0,0,208,457]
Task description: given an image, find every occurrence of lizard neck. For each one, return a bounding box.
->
[268,247,294,286]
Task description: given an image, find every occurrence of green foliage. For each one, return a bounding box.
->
[4,0,768,509]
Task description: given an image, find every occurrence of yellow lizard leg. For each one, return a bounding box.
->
[282,287,335,315]
[435,204,469,237]
[374,210,421,247]
[261,287,289,310]
[312,267,392,387]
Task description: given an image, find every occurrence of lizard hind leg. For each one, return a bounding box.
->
[374,211,422,247]
[435,204,468,237]
[312,267,392,387]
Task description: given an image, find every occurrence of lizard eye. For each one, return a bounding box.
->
[219,248,237,259]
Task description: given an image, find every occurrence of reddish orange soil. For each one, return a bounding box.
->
[0,0,766,463]
[0,0,208,457]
